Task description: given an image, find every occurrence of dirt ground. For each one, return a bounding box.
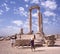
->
[0,38,60,54]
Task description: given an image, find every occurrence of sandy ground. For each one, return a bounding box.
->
[0,39,60,54]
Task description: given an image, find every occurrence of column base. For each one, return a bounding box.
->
[27,32,33,35]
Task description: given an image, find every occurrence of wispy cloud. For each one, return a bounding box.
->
[14,7,28,17]
[24,0,40,4]
[43,17,57,25]
[5,6,10,11]
[30,0,40,4]
[2,3,10,11]
[43,11,56,17]
[24,0,29,2]
[41,0,57,10]
[12,20,23,26]
[0,0,59,36]
[25,4,29,8]
[0,9,3,15]
[32,13,38,18]
[10,1,16,4]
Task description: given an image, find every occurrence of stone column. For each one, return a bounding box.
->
[37,8,43,34]
[20,28,23,34]
[29,9,32,34]
[37,8,40,33]
[40,13,43,33]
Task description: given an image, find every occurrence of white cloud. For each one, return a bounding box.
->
[10,1,16,4]
[32,13,38,18]
[12,20,23,26]
[31,0,40,4]
[25,0,40,4]
[5,6,10,11]
[2,3,10,11]
[7,26,19,30]
[41,0,57,10]
[3,3,7,6]
[19,7,24,11]
[18,7,28,17]
[43,17,57,25]
[0,10,3,15]
[26,4,28,7]
[14,7,28,17]
[43,11,56,17]
[24,0,29,2]
[43,18,52,25]
[11,19,29,33]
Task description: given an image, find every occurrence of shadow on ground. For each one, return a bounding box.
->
[48,45,60,47]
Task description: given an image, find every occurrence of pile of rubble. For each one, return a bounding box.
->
[44,35,56,46]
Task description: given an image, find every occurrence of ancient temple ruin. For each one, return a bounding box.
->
[28,5,44,37]
[15,5,56,46]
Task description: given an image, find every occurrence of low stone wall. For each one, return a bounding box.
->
[21,34,34,39]
[15,39,31,46]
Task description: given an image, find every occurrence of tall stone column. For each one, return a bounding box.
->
[29,9,32,34]
[37,9,40,33]
[40,13,43,33]
[37,8,43,34]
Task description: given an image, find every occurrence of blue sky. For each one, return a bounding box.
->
[0,0,60,36]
